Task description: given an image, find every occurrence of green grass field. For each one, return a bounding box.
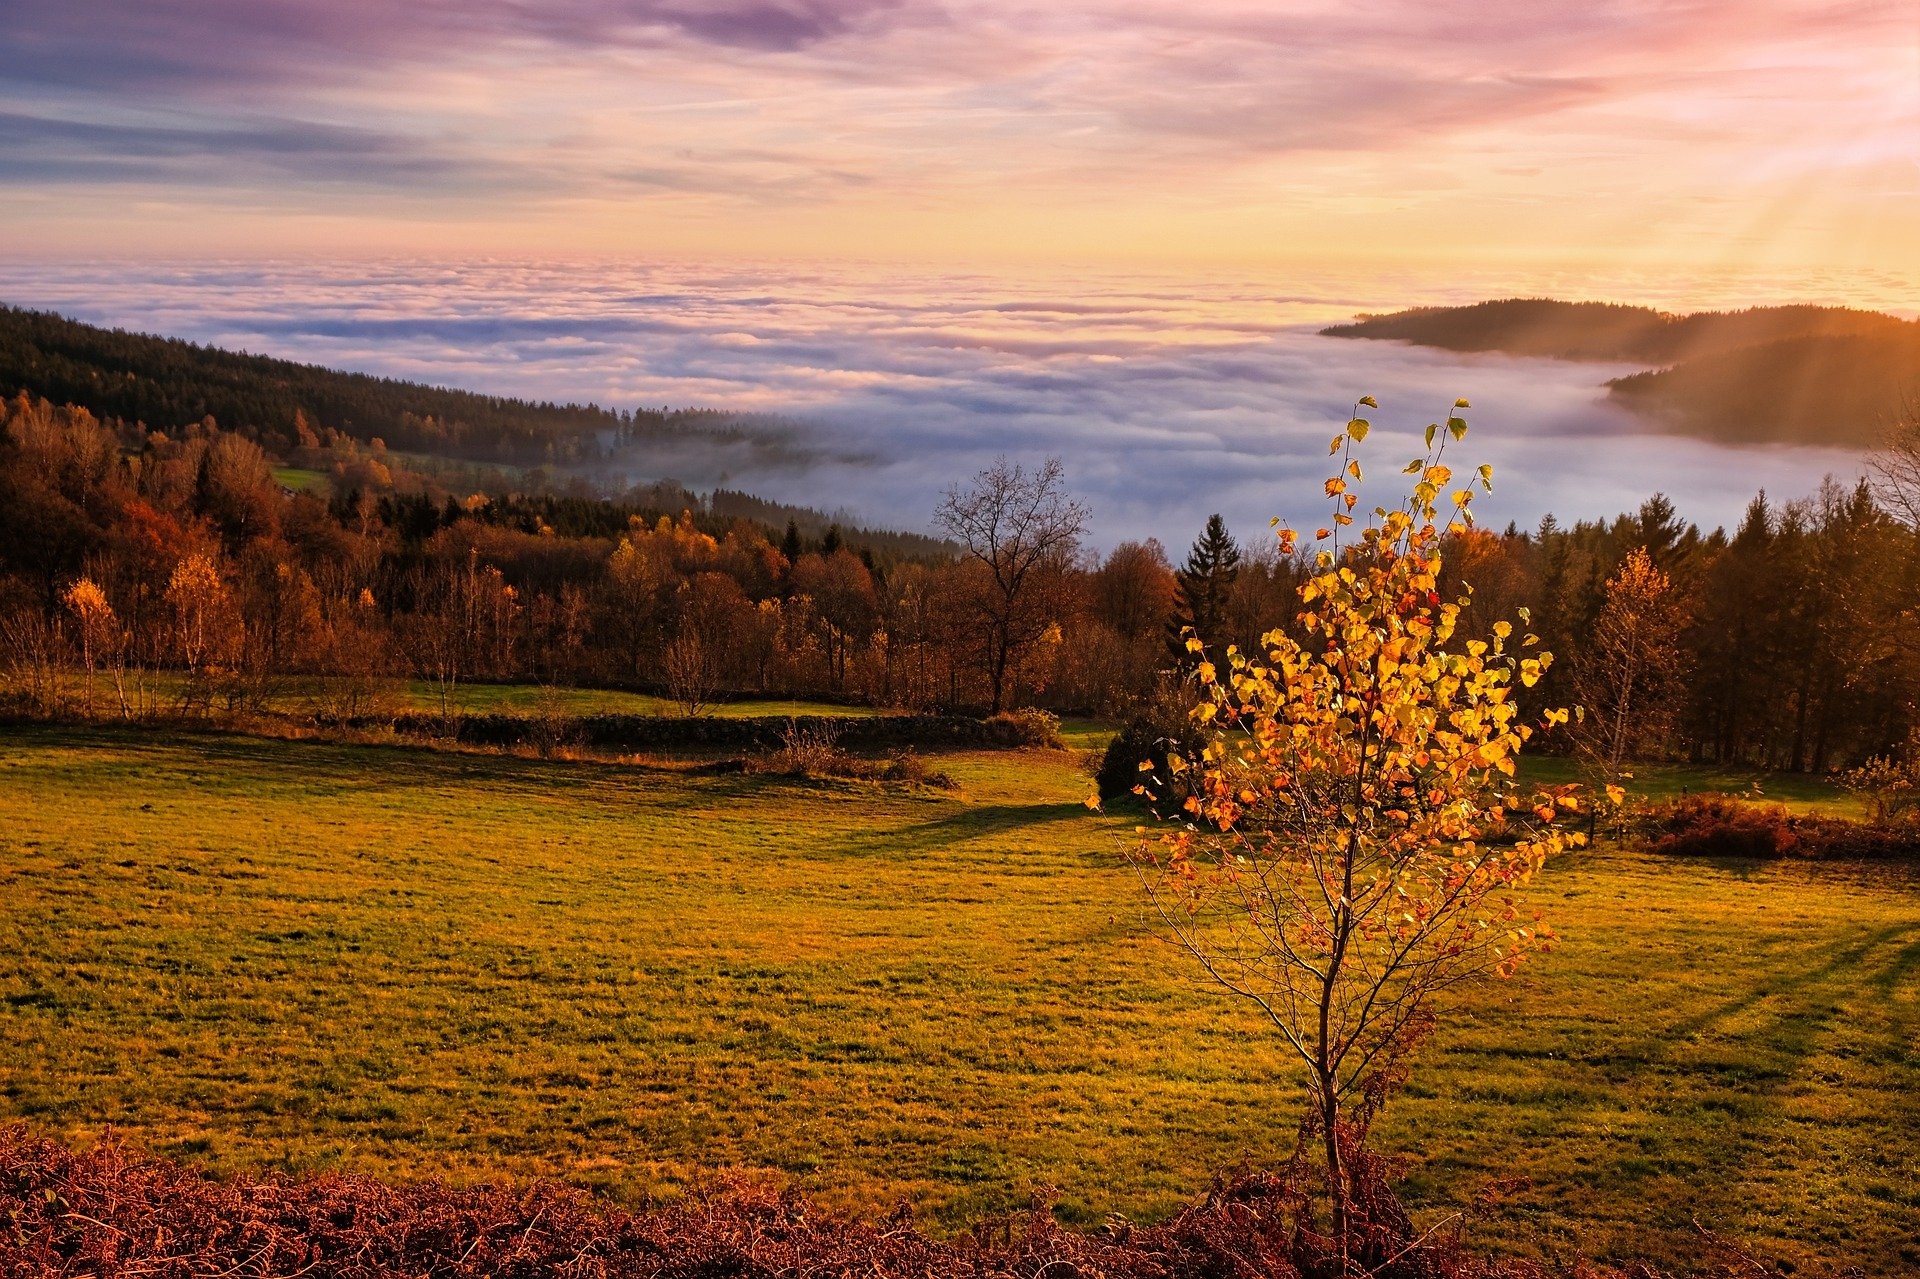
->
[1,725,1914,1273]
[270,467,328,493]
[1519,754,1866,817]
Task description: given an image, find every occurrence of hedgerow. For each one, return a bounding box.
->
[1637,795,1920,861]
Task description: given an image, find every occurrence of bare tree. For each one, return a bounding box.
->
[934,457,1088,713]
[0,607,67,715]
[660,573,741,717]
[1869,391,1920,529]
[399,553,491,726]
[663,630,720,717]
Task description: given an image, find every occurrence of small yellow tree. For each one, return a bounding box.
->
[1570,546,1690,812]
[61,577,116,717]
[1122,399,1584,1259]
[166,553,233,678]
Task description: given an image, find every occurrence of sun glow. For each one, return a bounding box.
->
[0,0,1912,280]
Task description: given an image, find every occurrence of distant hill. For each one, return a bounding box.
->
[0,303,786,467]
[1607,331,1920,448]
[1322,298,1919,448]
[1321,298,1908,363]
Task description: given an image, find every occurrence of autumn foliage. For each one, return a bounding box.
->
[1569,546,1690,797]
[2,385,1916,767]
[1127,401,1583,1251]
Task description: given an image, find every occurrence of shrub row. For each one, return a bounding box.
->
[352,710,1062,755]
[1637,795,1920,861]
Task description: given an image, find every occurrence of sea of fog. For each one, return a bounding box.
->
[0,257,1903,551]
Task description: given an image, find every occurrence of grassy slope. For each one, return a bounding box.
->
[270,467,328,493]
[0,726,1914,1273]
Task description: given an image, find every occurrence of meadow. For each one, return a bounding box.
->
[1,723,1915,1274]
[58,669,881,722]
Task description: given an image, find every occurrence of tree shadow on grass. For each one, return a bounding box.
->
[830,801,1098,860]
[6,722,668,808]
[1487,918,1920,1266]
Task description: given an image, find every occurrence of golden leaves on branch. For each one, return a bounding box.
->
[1126,395,1582,1157]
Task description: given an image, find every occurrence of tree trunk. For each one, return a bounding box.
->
[1318,898,1352,1265]
[988,627,1009,713]
[1320,1078,1347,1260]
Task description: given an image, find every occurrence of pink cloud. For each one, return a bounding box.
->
[0,0,1910,267]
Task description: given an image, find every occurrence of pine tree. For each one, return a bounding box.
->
[1167,513,1239,662]
[780,519,803,566]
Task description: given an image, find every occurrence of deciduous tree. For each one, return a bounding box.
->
[165,552,235,679]
[1570,546,1691,799]
[1869,392,1920,530]
[61,577,115,716]
[934,457,1087,712]
[1122,400,1581,1262]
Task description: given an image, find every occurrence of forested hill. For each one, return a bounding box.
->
[1319,298,1910,363]
[0,304,774,466]
[1321,299,1919,448]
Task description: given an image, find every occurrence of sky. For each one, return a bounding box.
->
[2,0,1916,272]
[0,2,1912,546]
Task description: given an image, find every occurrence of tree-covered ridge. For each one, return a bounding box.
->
[0,303,786,466]
[1606,330,1920,447]
[1319,298,1910,363]
[1321,298,1918,450]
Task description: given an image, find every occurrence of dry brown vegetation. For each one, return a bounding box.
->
[0,1127,1798,1279]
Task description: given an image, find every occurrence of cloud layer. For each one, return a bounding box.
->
[0,259,1879,549]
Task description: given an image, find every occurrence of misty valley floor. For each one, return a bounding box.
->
[1,725,1915,1274]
